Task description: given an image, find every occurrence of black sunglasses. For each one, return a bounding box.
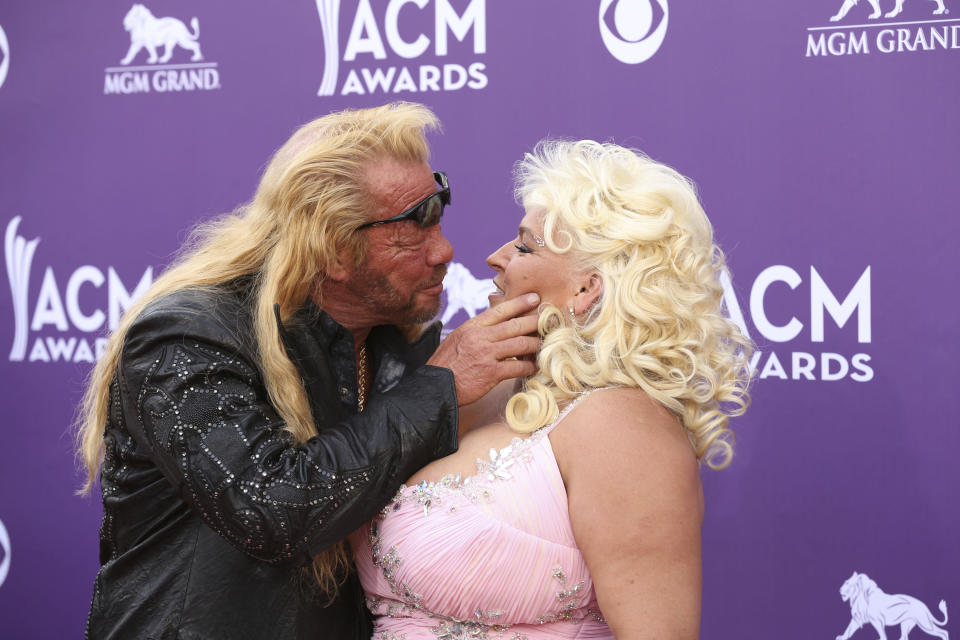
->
[357,171,450,230]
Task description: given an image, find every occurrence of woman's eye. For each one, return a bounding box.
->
[514,243,533,254]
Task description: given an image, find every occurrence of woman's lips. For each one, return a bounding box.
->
[488,281,505,305]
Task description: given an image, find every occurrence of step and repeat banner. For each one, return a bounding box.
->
[0,1,957,638]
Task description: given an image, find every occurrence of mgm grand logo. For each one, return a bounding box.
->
[104,4,221,95]
[806,0,959,57]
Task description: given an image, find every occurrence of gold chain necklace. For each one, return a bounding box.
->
[357,342,368,413]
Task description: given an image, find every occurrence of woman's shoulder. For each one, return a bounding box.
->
[556,387,681,439]
[550,387,699,485]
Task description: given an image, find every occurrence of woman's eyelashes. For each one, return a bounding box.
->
[514,241,533,254]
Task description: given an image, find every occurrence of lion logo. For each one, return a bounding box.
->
[830,0,949,22]
[836,572,949,640]
[440,262,494,325]
[119,4,203,65]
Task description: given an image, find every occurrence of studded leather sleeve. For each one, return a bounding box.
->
[119,334,458,566]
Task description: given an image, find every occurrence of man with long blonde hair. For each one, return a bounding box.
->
[78,102,540,639]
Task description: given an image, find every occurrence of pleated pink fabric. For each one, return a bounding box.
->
[349,397,613,639]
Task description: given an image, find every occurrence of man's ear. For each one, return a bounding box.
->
[326,257,350,283]
[572,272,603,315]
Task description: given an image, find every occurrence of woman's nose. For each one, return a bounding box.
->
[486,240,511,271]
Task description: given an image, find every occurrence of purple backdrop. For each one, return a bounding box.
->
[0,1,957,638]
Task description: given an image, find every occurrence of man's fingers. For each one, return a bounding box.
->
[437,293,543,404]
[493,335,541,361]
[477,293,540,326]
[496,358,538,381]
[488,314,539,341]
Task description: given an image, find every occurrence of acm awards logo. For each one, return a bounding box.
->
[806,0,959,57]
[0,22,9,91]
[5,217,153,364]
[442,261,874,383]
[721,265,873,382]
[599,0,669,64]
[316,0,488,97]
[103,3,221,95]
[0,518,9,589]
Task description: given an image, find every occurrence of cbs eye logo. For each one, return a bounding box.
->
[0,23,9,90]
[0,518,9,588]
[599,0,669,64]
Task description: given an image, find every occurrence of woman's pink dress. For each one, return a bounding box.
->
[349,397,613,639]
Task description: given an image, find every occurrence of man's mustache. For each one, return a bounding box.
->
[425,264,448,288]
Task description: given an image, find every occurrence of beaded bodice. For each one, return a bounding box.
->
[349,397,613,639]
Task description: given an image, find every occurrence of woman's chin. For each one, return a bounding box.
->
[487,292,505,307]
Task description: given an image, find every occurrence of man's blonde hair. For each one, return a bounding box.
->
[77,102,440,590]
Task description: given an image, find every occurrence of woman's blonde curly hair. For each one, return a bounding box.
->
[504,140,753,469]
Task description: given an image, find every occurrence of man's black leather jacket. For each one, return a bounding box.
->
[86,282,458,639]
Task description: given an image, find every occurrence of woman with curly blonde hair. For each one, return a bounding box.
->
[349,140,753,639]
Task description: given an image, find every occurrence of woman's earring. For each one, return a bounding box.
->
[568,306,575,318]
